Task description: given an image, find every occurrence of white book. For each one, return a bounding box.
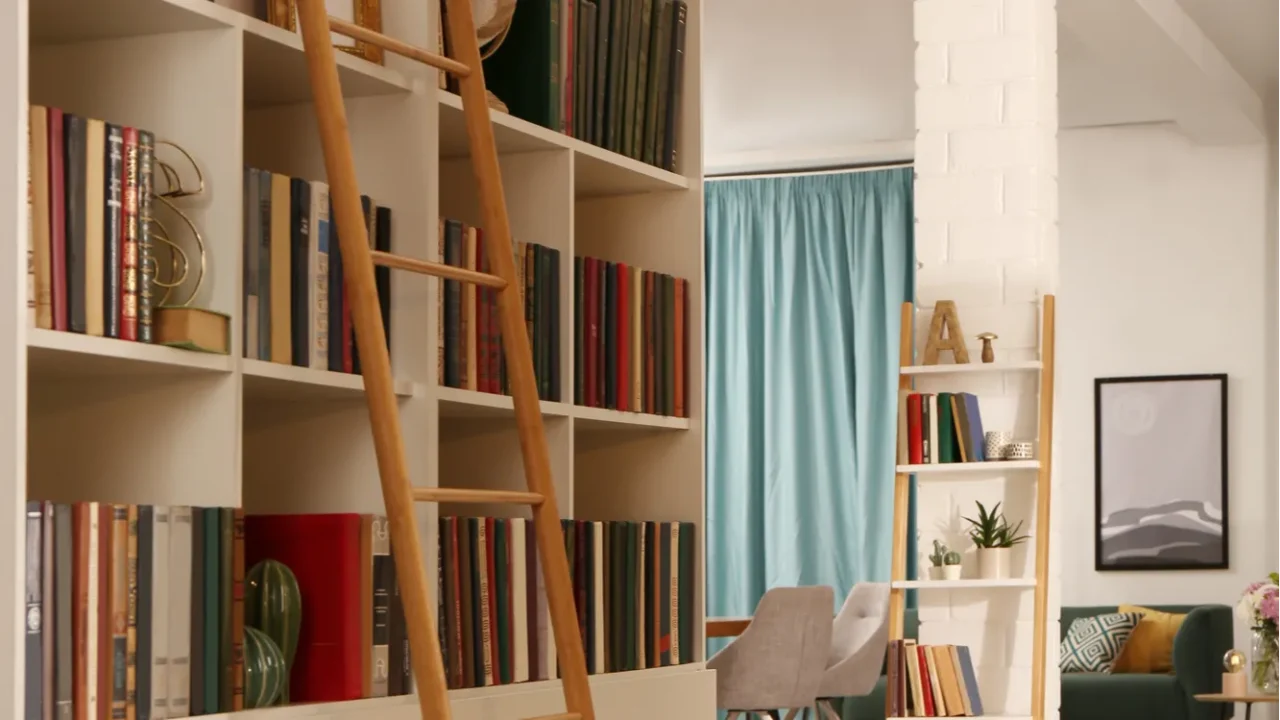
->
[309,181,330,369]
[167,507,193,718]
[151,507,171,719]
[537,548,555,680]
[86,503,99,720]
[592,523,604,674]
[510,518,529,683]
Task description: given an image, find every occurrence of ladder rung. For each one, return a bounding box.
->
[525,715,582,720]
[327,17,472,77]
[413,488,544,505]
[371,250,507,289]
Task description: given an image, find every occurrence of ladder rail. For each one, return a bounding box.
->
[295,3,452,720]
[327,16,472,76]
[441,0,596,717]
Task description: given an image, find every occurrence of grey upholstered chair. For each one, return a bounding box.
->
[815,582,891,719]
[706,585,835,720]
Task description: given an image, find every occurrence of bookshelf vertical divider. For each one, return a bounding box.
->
[8,0,712,717]
[886,296,1056,720]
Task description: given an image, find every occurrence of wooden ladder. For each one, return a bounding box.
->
[294,2,595,719]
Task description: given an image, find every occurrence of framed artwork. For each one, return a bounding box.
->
[268,0,385,65]
[1094,374,1228,571]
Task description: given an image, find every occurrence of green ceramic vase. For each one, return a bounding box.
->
[243,626,286,708]
[245,559,302,702]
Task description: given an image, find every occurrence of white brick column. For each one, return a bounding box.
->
[912,1,1059,718]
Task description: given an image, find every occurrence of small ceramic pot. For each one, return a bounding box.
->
[977,547,1011,579]
[941,565,962,581]
[928,566,947,580]
[1006,442,1035,460]
[984,431,1013,460]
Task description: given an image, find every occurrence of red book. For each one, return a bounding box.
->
[47,108,66,331]
[907,394,924,465]
[120,127,139,341]
[584,258,598,407]
[615,263,629,412]
[644,272,656,414]
[674,279,685,418]
[476,230,489,393]
[917,646,935,716]
[484,517,500,683]
[245,514,363,702]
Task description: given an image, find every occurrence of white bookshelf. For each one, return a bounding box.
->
[7,0,711,717]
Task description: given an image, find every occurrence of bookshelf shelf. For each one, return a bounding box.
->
[27,328,235,377]
[573,405,691,431]
[13,0,706,715]
[242,20,416,107]
[897,460,1040,475]
[241,359,415,401]
[438,93,688,197]
[30,0,233,42]
[891,579,1037,590]
[435,386,572,419]
[900,360,1042,376]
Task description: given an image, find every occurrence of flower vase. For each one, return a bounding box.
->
[1251,626,1279,694]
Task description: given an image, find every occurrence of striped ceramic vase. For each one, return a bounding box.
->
[246,559,302,703]
[243,626,286,708]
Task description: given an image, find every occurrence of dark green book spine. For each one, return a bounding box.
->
[573,0,588,139]
[593,0,613,147]
[620,0,644,157]
[549,0,562,132]
[202,509,219,713]
[631,0,653,156]
[677,523,694,663]
[662,0,687,171]
[493,520,511,684]
[606,0,630,151]
[549,247,561,402]
[643,0,673,165]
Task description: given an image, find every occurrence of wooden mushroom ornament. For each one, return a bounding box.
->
[978,332,998,363]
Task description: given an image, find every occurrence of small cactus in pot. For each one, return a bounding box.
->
[928,540,963,581]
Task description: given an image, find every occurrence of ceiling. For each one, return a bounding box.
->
[702,0,1277,171]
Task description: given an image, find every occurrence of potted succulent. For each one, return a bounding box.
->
[962,501,1029,579]
[928,540,962,581]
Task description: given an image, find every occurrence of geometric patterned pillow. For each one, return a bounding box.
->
[1059,612,1143,674]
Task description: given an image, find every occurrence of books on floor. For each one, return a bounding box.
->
[242,168,394,374]
[28,104,157,341]
[437,516,696,688]
[574,257,689,417]
[437,218,561,401]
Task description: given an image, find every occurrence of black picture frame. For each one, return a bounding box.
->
[1093,373,1228,572]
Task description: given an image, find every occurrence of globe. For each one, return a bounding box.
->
[1224,649,1246,673]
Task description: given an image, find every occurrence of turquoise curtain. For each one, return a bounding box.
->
[704,168,915,632]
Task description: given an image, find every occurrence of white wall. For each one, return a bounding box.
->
[1058,123,1272,611]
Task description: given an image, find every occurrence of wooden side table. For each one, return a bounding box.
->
[1195,693,1278,720]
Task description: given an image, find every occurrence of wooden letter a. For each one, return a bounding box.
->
[923,300,970,365]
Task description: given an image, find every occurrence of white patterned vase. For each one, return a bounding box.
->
[983,431,1012,460]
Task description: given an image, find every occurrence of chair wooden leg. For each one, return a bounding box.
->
[816,699,840,720]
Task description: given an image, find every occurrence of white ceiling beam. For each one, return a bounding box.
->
[1060,0,1266,143]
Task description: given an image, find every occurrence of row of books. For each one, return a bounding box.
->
[242,168,393,373]
[436,517,696,689]
[437,218,562,400]
[574,257,688,417]
[452,0,688,172]
[886,640,985,717]
[22,504,409,720]
[896,391,987,465]
[26,104,156,341]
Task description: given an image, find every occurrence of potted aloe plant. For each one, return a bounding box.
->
[963,501,1029,579]
[928,540,963,581]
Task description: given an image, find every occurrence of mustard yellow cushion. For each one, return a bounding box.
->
[1112,604,1186,673]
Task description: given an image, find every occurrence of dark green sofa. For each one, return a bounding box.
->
[839,604,1234,720]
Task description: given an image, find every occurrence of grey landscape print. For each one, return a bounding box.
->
[1095,375,1227,571]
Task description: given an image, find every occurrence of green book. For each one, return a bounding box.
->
[937,392,955,463]
[202,508,220,712]
[494,519,511,684]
